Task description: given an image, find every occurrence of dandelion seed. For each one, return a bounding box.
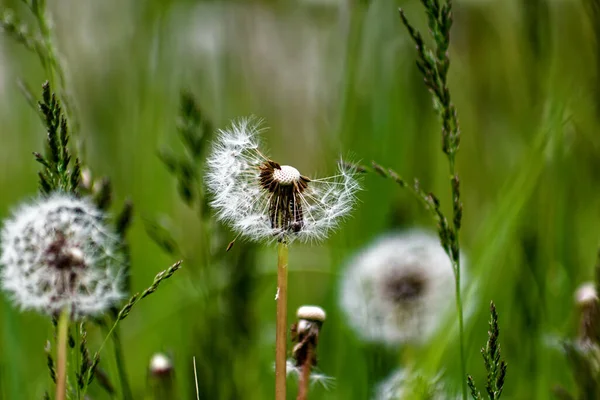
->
[340,229,467,346]
[0,193,126,317]
[205,117,360,244]
[284,359,336,390]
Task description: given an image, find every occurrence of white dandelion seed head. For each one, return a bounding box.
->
[340,229,467,346]
[0,193,126,318]
[374,368,457,400]
[206,116,360,244]
[284,359,336,390]
[576,282,598,307]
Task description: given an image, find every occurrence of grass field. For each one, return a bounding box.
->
[0,0,599,399]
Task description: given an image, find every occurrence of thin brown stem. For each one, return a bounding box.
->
[296,348,312,400]
[276,242,289,400]
[56,308,69,400]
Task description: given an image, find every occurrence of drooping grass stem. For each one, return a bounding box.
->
[55,308,69,400]
[276,241,289,400]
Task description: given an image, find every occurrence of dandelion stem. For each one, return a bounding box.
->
[276,241,289,400]
[56,308,69,400]
[296,348,312,400]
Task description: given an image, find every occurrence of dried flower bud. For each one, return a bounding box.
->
[297,305,326,322]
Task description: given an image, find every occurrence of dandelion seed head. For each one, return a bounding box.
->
[0,193,126,317]
[206,117,360,244]
[340,229,466,346]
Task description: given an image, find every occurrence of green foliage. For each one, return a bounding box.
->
[468,302,507,400]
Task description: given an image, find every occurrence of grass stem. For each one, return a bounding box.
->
[110,328,134,400]
[55,308,69,400]
[276,241,289,400]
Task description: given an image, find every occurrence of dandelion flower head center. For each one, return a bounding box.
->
[384,268,427,303]
[272,165,301,186]
[44,232,86,271]
[259,160,311,235]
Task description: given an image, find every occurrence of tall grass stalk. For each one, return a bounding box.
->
[276,242,289,400]
[55,309,69,400]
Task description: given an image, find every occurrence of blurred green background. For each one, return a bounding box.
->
[0,0,599,399]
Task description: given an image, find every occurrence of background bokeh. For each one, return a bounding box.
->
[0,0,599,399]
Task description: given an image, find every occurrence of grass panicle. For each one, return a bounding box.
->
[157,90,213,207]
[81,260,182,396]
[1,0,77,131]
[45,340,56,384]
[35,81,80,194]
[366,1,467,396]
[467,301,507,400]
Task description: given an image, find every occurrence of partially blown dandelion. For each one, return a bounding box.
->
[340,230,466,346]
[206,117,359,400]
[0,193,126,317]
[206,117,359,244]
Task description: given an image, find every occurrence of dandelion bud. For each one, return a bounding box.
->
[290,305,331,398]
[297,305,326,322]
[575,282,600,345]
[149,353,173,377]
[147,353,176,400]
[80,168,93,190]
[0,193,126,317]
[576,283,598,307]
